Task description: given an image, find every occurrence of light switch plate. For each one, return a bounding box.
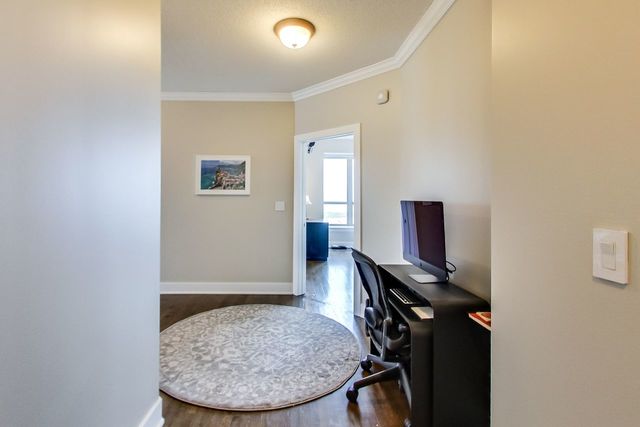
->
[593,228,629,284]
[275,201,285,211]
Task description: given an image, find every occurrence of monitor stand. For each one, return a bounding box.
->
[409,274,439,284]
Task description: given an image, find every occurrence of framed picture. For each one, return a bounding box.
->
[195,155,251,195]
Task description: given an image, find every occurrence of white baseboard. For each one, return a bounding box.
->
[160,281,293,295]
[138,396,163,427]
[329,241,354,248]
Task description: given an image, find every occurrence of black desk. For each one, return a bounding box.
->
[379,264,490,427]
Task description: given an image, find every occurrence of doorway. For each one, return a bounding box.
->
[292,124,364,315]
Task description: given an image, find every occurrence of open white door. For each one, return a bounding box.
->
[292,124,363,317]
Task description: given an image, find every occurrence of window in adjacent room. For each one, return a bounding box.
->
[322,154,354,225]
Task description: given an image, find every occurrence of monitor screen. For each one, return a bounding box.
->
[401,201,447,281]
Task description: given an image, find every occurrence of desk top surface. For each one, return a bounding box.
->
[379,264,488,308]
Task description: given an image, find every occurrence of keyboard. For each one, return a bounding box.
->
[389,287,420,305]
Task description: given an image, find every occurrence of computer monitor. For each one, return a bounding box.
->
[401,201,448,283]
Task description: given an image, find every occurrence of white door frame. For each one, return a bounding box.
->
[292,123,363,315]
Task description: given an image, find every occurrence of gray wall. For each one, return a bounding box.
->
[295,0,492,300]
[161,101,294,284]
[0,1,161,426]
[492,1,640,426]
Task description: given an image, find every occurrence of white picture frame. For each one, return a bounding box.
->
[195,155,251,195]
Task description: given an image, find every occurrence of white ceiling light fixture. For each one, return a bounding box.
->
[274,17,315,49]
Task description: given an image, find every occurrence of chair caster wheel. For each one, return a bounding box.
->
[346,387,359,403]
[360,359,373,372]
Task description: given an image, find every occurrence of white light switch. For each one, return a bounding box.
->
[275,201,285,211]
[600,241,616,270]
[593,228,629,284]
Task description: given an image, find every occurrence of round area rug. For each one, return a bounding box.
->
[159,304,361,411]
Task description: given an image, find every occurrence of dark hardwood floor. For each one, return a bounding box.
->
[160,249,410,427]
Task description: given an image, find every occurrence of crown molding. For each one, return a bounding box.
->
[395,0,456,66]
[163,0,456,103]
[291,0,455,101]
[290,56,399,102]
[161,92,293,102]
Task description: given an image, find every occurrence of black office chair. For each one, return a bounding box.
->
[346,249,411,406]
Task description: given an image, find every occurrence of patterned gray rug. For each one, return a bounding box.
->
[159,304,361,411]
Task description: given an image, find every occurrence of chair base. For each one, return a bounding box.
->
[346,354,405,403]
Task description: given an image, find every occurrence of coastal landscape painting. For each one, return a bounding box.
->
[195,155,250,195]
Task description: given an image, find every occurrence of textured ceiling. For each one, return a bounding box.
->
[162,0,433,93]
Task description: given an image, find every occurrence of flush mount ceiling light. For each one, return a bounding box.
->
[274,18,315,49]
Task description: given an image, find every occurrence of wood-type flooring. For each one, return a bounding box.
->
[161,250,410,427]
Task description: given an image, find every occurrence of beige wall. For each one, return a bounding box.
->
[162,101,294,284]
[0,1,161,426]
[491,1,640,426]
[296,0,492,300]
[296,70,405,260]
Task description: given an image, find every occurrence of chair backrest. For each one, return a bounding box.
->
[351,248,391,326]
